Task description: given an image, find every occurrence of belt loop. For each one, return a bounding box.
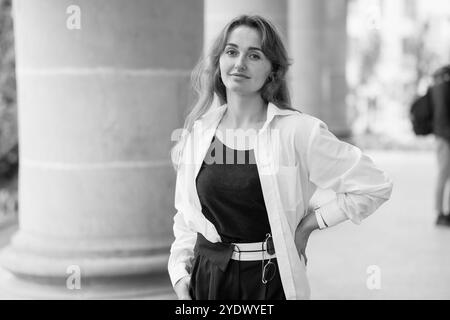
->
[266,233,275,255]
[233,244,242,261]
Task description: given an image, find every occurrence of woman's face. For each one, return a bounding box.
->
[219,26,272,97]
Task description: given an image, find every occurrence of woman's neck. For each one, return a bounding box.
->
[224,94,267,129]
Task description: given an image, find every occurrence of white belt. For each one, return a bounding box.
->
[230,241,276,261]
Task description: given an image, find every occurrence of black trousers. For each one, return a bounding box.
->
[189,233,286,300]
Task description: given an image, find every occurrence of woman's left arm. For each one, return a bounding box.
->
[302,120,394,228]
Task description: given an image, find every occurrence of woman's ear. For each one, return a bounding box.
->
[267,71,275,83]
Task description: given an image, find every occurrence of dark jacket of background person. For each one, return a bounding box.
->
[431,66,450,142]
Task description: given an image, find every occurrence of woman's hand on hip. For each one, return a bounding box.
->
[295,210,320,266]
[174,275,192,300]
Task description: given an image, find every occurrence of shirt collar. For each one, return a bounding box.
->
[195,102,298,133]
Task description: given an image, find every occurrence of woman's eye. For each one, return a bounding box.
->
[225,49,237,56]
[249,54,261,60]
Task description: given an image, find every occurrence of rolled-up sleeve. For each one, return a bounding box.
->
[306,121,393,227]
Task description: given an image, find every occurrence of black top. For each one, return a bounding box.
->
[195,135,271,243]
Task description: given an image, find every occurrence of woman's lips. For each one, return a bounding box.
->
[230,73,250,79]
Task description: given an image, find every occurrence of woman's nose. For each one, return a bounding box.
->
[234,56,247,71]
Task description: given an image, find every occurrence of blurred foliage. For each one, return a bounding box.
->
[408,22,439,95]
[0,177,17,225]
[0,0,18,224]
[359,31,381,86]
[0,0,18,184]
[347,0,449,146]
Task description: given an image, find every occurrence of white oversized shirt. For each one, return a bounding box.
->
[168,102,393,300]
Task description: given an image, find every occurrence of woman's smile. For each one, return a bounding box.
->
[229,73,250,79]
[230,73,250,80]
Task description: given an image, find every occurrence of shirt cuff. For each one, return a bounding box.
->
[314,210,328,229]
[169,264,190,288]
[315,199,348,228]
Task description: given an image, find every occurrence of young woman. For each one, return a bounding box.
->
[168,15,393,300]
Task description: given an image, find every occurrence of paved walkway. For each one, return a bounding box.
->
[1,150,449,299]
[308,150,450,299]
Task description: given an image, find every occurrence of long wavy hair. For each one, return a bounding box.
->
[171,15,298,171]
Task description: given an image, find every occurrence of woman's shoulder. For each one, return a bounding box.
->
[272,109,323,134]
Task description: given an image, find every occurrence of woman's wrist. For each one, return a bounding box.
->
[298,212,320,234]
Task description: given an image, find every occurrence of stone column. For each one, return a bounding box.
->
[0,0,202,298]
[289,0,350,137]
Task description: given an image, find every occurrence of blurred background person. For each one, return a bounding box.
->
[430,65,450,226]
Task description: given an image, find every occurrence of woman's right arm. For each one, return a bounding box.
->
[168,132,197,299]
[169,209,197,300]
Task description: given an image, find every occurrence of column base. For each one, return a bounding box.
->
[0,267,176,299]
[0,229,176,299]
